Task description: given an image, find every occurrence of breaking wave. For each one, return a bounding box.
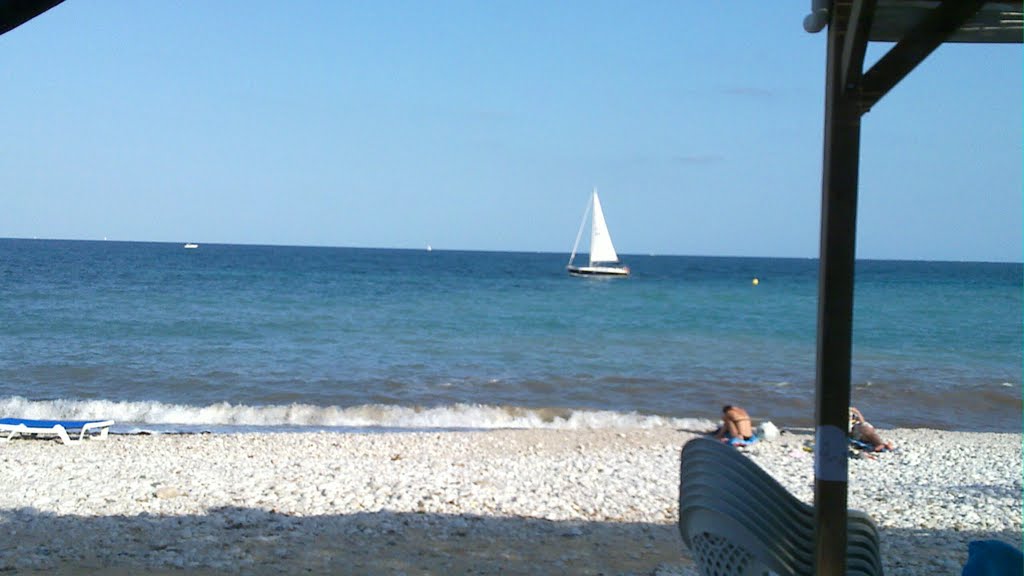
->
[0,396,713,433]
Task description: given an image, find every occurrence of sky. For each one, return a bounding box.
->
[1,2,1021,262]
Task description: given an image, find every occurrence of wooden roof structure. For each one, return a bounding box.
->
[804,1,1020,573]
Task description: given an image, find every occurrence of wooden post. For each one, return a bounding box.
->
[814,2,862,574]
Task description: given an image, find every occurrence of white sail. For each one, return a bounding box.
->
[566,188,629,277]
[588,190,620,264]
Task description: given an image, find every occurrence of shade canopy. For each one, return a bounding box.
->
[806,0,1023,42]
[869,1,1023,42]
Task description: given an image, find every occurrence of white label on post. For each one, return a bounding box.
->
[814,425,848,482]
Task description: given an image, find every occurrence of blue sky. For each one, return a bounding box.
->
[1,2,1020,261]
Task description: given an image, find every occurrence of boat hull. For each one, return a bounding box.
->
[567,265,630,277]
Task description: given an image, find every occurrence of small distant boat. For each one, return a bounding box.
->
[567,189,629,277]
[426,244,433,252]
[183,243,199,249]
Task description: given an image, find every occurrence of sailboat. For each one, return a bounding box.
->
[567,189,630,277]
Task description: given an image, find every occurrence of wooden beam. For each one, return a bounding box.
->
[860,0,985,111]
[841,0,876,100]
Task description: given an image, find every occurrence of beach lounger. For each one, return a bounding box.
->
[678,436,884,576]
[0,418,114,445]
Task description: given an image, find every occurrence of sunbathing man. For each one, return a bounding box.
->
[714,405,755,446]
[849,407,895,452]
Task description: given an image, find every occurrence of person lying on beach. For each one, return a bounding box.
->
[714,405,756,446]
[849,407,895,452]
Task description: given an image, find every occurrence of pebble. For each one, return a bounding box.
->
[0,427,1019,575]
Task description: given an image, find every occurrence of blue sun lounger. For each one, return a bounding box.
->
[0,418,114,445]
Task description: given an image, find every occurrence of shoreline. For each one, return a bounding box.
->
[5,393,1021,435]
[0,428,1020,575]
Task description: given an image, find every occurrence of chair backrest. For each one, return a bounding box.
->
[678,436,884,576]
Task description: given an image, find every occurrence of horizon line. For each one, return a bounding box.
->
[2,236,1021,265]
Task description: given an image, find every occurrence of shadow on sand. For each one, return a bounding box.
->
[0,506,691,575]
[2,505,1020,575]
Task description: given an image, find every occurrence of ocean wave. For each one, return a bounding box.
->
[0,396,713,432]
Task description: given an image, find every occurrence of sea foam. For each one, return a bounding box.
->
[0,396,713,433]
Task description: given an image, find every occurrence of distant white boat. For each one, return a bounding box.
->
[183,243,199,249]
[426,244,433,252]
[567,189,629,277]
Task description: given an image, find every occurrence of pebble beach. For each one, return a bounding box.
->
[0,427,1020,575]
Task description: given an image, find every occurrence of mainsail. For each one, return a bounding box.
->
[588,191,620,265]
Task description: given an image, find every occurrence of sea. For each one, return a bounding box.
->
[1,238,1020,434]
